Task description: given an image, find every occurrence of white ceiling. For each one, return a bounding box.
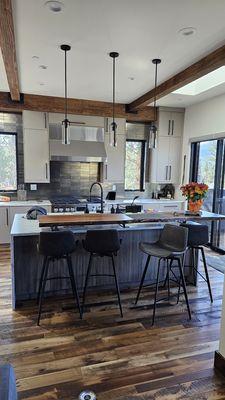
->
[2,0,225,106]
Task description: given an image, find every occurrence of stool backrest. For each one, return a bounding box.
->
[38,230,76,257]
[83,229,120,254]
[159,224,188,253]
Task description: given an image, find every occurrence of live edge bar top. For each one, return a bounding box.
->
[38,210,225,228]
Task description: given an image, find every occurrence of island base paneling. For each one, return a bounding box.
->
[11,227,194,309]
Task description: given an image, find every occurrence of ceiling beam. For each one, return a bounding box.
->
[0,0,20,101]
[128,43,225,111]
[0,91,155,122]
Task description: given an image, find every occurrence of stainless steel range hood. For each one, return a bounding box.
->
[49,124,107,162]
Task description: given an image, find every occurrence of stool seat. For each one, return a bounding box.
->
[38,230,76,258]
[180,221,208,247]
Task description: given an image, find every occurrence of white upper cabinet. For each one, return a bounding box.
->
[158,110,184,137]
[23,111,50,183]
[23,128,50,183]
[23,110,48,130]
[104,133,125,183]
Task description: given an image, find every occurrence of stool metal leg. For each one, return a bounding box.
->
[167,259,171,301]
[82,254,93,315]
[37,256,47,305]
[135,255,151,305]
[37,257,50,326]
[192,247,197,286]
[200,247,213,303]
[111,255,123,318]
[177,257,191,320]
[67,255,82,319]
[152,258,161,326]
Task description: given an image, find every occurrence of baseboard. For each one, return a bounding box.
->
[214,351,225,376]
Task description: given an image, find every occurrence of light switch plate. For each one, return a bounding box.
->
[30,184,37,191]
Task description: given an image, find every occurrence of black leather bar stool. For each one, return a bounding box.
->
[180,221,213,302]
[135,224,191,325]
[37,230,82,325]
[82,229,123,317]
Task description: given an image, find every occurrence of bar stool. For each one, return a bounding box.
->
[37,230,82,325]
[180,222,213,302]
[82,229,123,317]
[135,224,191,325]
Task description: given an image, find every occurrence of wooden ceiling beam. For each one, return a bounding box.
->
[0,91,155,122]
[128,43,225,111]
[0,0,20,101]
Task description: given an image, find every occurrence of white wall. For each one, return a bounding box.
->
[182,93,225,184]
[182,93,225,358]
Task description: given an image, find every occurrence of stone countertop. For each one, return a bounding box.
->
[105,198,185,204]
[10,214,163,237]
[0,200,51,207]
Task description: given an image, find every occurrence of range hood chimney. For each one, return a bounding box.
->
[49,124,107,162]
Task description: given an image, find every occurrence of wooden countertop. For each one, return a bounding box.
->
[38,213,133,227]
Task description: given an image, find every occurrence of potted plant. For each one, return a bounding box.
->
[180,182,209,213]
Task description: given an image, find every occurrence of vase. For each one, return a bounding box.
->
[188,199,203,213]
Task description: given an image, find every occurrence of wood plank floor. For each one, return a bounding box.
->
[1,244,225,399]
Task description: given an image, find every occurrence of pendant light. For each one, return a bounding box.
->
[149,58,161,149]
[109,51,119,147]
[60,44,84,145]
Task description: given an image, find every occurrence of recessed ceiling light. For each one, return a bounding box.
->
[39,65,48,70]
[32,55,39,60]
[128,77,135,81]
[179,27,196,37]
[38,82,45,86]
[44,1,64,12]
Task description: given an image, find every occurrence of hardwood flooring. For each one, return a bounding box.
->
[1,244,225,399]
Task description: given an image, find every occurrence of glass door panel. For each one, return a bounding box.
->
[197,140,217,212]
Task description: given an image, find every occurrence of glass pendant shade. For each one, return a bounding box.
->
[62,119,70,145]
[109,121,117,147]
[149,123,157,149]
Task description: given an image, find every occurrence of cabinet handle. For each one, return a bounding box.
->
[6,208,9,226]
[44,113,47,129]
[45,163,48,180]
[163,205,178,208]
[105,164,108,180]
[182,155,186,184]
[171,120,174,135]
[168,120,171,135]
[169,165,172,180]
[165,165,168,180]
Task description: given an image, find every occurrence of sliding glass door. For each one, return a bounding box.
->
[190,138,225,252]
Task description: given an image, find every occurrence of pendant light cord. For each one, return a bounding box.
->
[64,48,68,121]
[112,56,115,125]
[154,61,158,122]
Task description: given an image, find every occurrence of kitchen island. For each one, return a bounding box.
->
[10,211,225,309]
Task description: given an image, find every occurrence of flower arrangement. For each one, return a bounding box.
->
[180,182,209,213]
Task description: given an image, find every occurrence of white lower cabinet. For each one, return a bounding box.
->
[0,207,10,244]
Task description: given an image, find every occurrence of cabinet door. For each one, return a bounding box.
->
[0,207,10,244]
[24,128,50,183]
[170,112,184,137]
[156,137,170,183]
[168,137,181,184]
[104,133,125,182]
[158,111,171,137]
[23,111,48,130]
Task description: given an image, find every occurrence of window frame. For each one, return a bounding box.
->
[0,131,18,192]
[125,139,146,192]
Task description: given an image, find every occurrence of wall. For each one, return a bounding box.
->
[182,93,225,184]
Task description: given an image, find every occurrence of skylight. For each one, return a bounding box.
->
[173,66,225,96]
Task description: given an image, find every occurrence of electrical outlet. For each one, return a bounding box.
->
[30,184,37,191]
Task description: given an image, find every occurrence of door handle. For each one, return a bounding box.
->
[168,120,171,135]
[165,165,168,180]
[182,155,186,184]
[171,120,174,135]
